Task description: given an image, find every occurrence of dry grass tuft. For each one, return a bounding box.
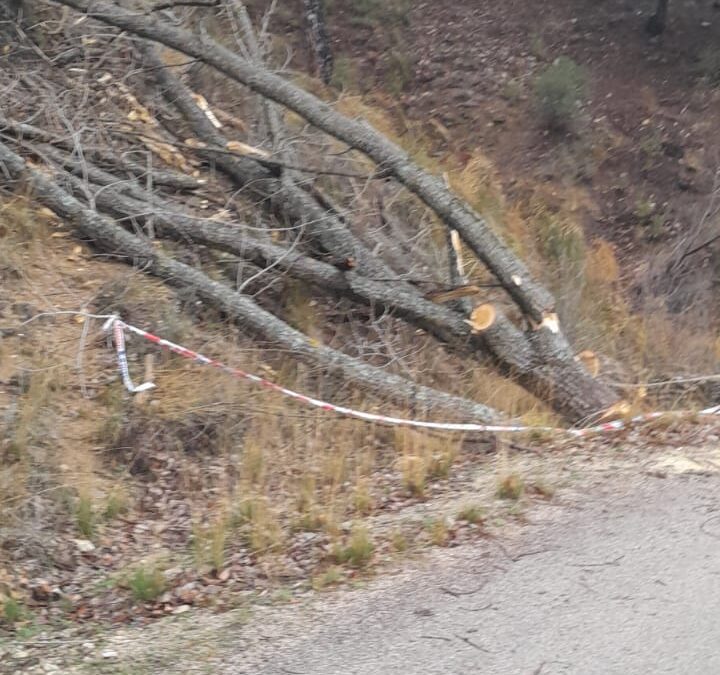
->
[457,504,485,524]
[332,525,375,569]
[496,473,525,501]
[394,428,461,497]
[312,565,344,591]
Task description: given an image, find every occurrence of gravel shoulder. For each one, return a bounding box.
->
[235,471,720,675]
[5,437,720,674]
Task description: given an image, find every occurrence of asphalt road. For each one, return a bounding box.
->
[234,473,720,675]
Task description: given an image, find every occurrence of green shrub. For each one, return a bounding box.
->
[534,57,588,131]
[697,46,720,85]
[126,566,166,603]
[2,597,24,625]
[333,526,374,568]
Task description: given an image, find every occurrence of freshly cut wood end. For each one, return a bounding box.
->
[226,140,271,159]
[214,108,249,133]
[426,285,481,304]
[191,93,222,129]
[450,229,462,253]
[466,303,496,332]
[597,399,632,422]
[184,138,207,149]
[538,312,560,334]
[575,350,600,378]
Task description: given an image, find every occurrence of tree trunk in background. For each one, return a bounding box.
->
[0,0,21,39]
[303,0,333,84]
[646,0,669,35]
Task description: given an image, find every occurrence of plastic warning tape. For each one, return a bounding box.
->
[104,317,720,438]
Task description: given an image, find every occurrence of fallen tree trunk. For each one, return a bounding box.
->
[56,161,611,423]
[133,45,617,420]
[0,139,501,423]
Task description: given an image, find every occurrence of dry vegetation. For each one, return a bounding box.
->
[1,0,719,666]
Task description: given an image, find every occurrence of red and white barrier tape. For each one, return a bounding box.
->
[103,317,720,438]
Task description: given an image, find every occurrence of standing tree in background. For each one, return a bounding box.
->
[303,0,333,84]
[646,0,669,35]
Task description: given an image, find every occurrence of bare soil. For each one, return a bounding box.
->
[322,0,720,266]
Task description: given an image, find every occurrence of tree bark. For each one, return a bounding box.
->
[302,0,333,84]
[0,0,20,26]
[0,139,501,423]
[646,0,669,35]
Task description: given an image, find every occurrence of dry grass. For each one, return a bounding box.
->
[193,512,230,571]
[332,525,375,568]
[425,517,450,547]
[312,565,344,590]
[496,473,525,501]
[394,428,461,497]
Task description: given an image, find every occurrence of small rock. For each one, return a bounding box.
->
[163,567,182,581]
[101,649,118,660]
[81,642,95,653]
[73,539,95,553]
[173,604,191,615]
[176,582,198,604]
[30,579,52,602]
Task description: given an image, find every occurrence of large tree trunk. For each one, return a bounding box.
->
[0,0,21,39]
[0,139,501,423]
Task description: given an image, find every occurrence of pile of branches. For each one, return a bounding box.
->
[0,0,620,423]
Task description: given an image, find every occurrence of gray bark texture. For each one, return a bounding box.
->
[0,0,20,38]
